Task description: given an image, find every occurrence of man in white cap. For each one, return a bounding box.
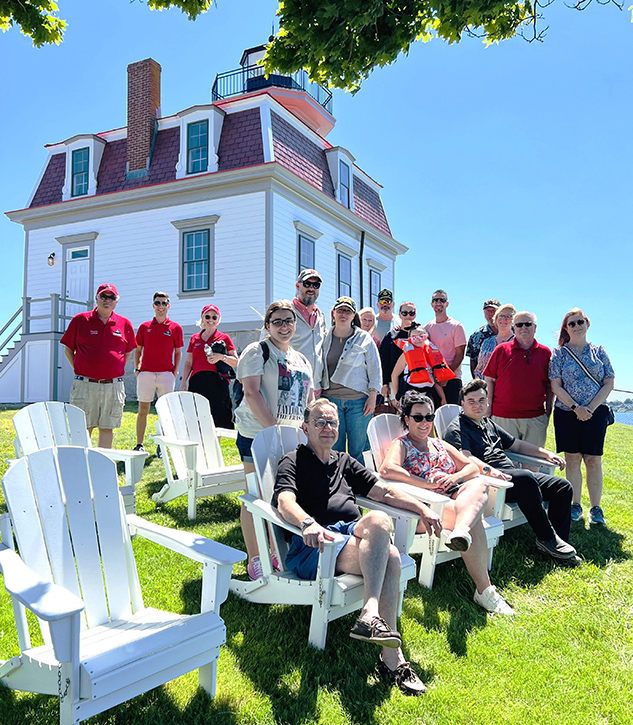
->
[292,269,327,388]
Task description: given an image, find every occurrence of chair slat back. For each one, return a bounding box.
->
[2,447,141,635]
[434,404,462,440]
[251,426,306,504]
[13,402,91,456]
[156,392,224,478]
[367,414,403,469]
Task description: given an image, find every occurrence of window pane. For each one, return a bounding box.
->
[370,270,381,308]
[298,235,315,273]
[183,229,210,291]
[339,160,350,208]
[187,120,209,174]
[71,147,90,197]
[338,254,351,297]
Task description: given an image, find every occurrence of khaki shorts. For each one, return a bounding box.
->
[492,413,549,448]
[70,377,126,430]
[136,371,176,402]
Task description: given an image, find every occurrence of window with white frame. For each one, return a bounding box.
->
[71,148,89,197]
[187,120,209,174]
[298,235,315,274]
[338,254,352,298]
[339,160,351,208]
[182,229,210,292]
[369,270,381,308]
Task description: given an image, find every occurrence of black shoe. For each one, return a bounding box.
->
[378,656,427,695]
[535,535,577,561]
[133,444,145,452]
[349,616,401,648]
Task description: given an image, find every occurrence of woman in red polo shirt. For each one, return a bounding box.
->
[181,304,238,429]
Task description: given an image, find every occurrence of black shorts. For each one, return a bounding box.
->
[553,404,610,456]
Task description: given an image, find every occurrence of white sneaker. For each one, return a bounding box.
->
[444,526,472,552]
[473,585,515,615]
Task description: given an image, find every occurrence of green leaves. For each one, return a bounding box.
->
[0,1,66,46]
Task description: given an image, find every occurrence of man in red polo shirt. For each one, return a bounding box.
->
[483,310,553,447]
[133,291,184,452]
[61,283,136,448]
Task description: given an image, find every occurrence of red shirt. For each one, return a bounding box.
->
[136,318,184,373]
[188,330,236,375]
[293,297,318,329]
[61,309,136,379]
[483,339,551,418]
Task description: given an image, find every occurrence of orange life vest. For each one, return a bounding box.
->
[395,340,433,386]
[425,342,456,382]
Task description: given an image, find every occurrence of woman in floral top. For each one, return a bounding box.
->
[379,391,515,615]
[549,308,615,526]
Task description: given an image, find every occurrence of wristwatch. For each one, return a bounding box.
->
[482,466,491,475]
[301,517,316,531]
[570,404,577,411]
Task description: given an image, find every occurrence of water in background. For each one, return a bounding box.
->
[614,412,633,426]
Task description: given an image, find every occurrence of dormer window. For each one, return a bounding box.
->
[325,147,355,212]
[187,120,209,174]
[176,105,225,180]
[71,148,90,197]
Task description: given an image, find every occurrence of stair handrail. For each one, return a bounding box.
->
[0,306,23,357]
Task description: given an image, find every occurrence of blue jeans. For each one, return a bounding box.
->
[326,396,370,463]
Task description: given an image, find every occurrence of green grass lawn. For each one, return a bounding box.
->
[0,404,632,725]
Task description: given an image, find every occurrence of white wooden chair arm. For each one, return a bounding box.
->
[216,427,238,439]
[126,515,246,566]
[356,496,420,523]
[0,543,84,622]
[238,494,344,545]
[150,435,198,451]
[506,452,556,472]
[479,474,514,490]
[96,448,148,462]
[375,476,451,506]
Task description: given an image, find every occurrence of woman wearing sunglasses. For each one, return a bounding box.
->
[380,390,515,615]
[234,300,315,579]
[549,309,615,526]
[180,304,238,429]
[474,303,516,379]
[321,297,382,463]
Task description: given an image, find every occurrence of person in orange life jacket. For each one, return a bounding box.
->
[390,325,450,410]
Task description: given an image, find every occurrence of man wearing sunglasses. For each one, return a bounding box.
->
[483,311,553,447]
[133,292,184,451]
[423,290,467,405]
[61,283,136,448]
[378,301,418,400]
[373,289,395,344]
[291,269,327,389]
[273,398,441,695]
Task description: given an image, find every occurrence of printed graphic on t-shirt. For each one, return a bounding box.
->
[276,359,311,423]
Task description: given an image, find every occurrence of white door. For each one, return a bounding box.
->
[64,247,91,327]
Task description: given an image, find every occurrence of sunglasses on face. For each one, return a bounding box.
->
[410,334,427,341]
[400,310,416,317]
[567,319,586,328]
[378,299,392,306]
[311,418,339,429]
[301,281,321,289]
[154,300,169,306]
[269,318,296,328]
[99,294,117,301]
[204,315,219,321]
[432,297,447,303]
[514,321,533,328]
[409,413,436,423]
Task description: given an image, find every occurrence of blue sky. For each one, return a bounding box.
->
[1,0,631,388]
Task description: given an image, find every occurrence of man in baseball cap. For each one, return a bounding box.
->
[61,283,135,448]
[466,298,501,378]
[374,289,395,344]
[291,269,327,388]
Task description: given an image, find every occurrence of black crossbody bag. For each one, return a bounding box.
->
[562,346,615,426]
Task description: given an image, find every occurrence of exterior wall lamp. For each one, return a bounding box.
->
[47,252,56,266]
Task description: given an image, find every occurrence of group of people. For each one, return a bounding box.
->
[60,277,615,696]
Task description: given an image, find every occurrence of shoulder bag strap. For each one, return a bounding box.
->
[562,345,601,388]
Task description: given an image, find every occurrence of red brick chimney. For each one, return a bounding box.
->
[126,58,161,179]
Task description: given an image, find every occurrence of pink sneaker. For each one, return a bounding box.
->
[271,552,280,571]
[247,556,264,581]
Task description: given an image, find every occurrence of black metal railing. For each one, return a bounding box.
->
[212,65,333,114]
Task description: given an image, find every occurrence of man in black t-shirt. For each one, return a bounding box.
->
[443,379,578,564]
[272,398,441,696]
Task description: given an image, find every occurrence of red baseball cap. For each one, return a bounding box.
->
[96,283,119,297]
[201,304,220,317]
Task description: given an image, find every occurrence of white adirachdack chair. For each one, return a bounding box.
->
[0,446,245,725]
[434,404,557,530]
[151,392,245,520]
[12,401,147,514]
[365,413,509,589]
[229,425,418,650]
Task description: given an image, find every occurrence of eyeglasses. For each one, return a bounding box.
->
[311,418,339,429]
[400,310,416,317]
[567,319,586,328]
[497,314,513,321]
[154,300,169,306]
[269,318,296,328]
[432,297,447,303]
[409,413,436,423]
[514,321,533,328]
[204,314,219,321]
[99,294,117,301]
[301,281,321,289]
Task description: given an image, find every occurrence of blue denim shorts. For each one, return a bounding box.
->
[285,520,358,580]
[235,433,254,463]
